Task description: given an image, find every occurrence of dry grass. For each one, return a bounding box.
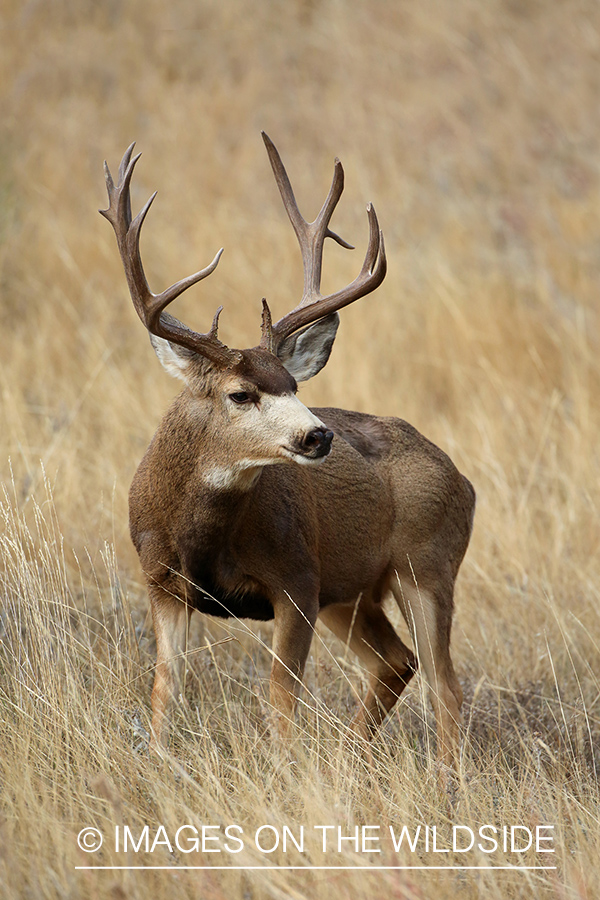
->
[1,0,599,897]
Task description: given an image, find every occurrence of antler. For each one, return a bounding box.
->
[100,144,241,368]
[260,132,387,354]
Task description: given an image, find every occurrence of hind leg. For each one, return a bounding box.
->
[391,575,462,768]
[319,594,417,739]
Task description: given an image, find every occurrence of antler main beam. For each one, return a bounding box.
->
[260,132,387,353]
[100,143,241,369]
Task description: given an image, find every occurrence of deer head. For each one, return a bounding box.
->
[100,135,386,483]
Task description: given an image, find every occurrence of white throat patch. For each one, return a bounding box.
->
[203,459,273,492]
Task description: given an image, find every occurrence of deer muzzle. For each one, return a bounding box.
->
[299,427,334,459]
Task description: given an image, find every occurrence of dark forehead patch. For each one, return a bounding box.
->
[235,348,297,395]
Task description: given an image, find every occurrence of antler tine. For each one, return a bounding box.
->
[260,134,387,353]
[100,146,241,369]
[116,141,136,227]
[262,132,354,309]
[271,206,386,347]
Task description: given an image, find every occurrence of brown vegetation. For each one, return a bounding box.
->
[1,1,599,897]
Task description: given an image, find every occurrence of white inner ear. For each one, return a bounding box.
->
[277,313,340,382]
[150,334,193,383]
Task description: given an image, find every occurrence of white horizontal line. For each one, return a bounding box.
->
[75,865,558,871]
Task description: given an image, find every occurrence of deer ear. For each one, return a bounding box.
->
[277,313,340,382]
[149,333,196,383]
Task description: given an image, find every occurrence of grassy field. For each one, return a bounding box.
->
[1,0,599,897]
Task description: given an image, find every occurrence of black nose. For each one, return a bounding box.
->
[301,427,334,457]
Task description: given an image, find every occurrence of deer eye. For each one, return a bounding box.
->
[229,391,252,404]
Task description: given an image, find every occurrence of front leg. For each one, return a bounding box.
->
[148,584,193,752]
[269,590,319,739]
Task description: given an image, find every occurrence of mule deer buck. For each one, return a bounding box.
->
[101,134,475,767]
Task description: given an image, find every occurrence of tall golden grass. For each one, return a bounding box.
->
[1,0,599,896]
